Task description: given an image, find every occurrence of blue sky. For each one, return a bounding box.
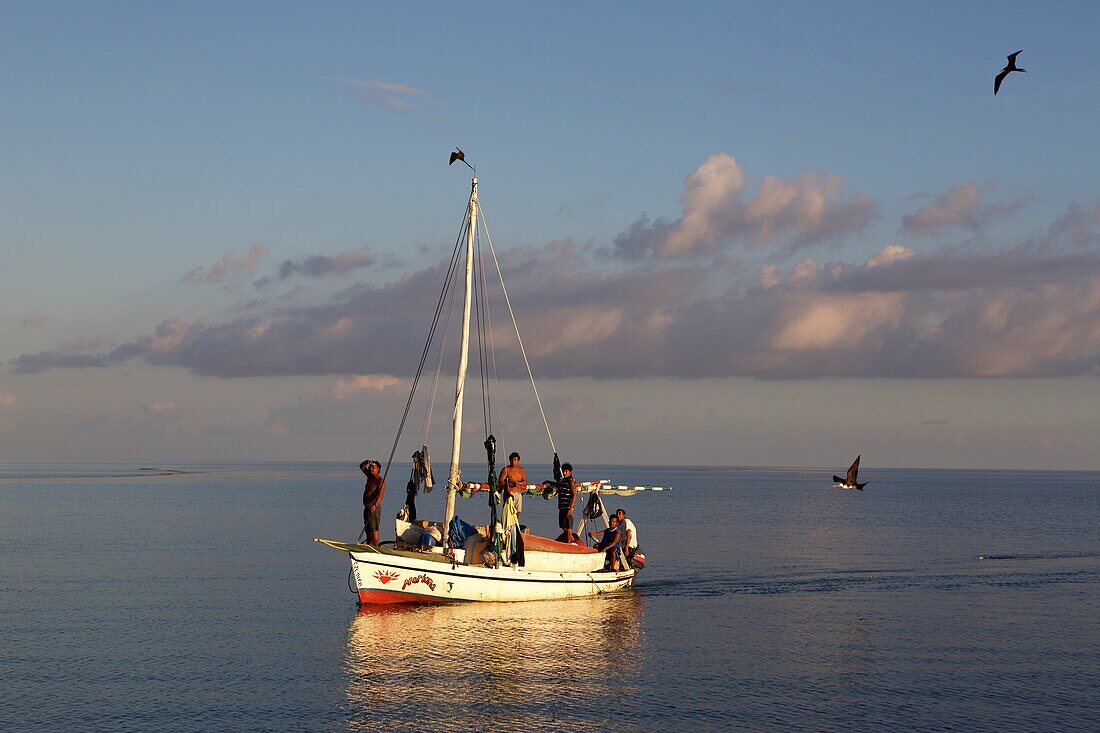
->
[3,2,1100,469]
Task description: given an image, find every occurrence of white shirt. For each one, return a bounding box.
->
[619,518,638,549]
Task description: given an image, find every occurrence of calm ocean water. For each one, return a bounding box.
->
[1,461,1098,732]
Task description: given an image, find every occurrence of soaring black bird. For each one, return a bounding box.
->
[994,50,1025,95]
[833,455,868,491]
[449,148,474,170]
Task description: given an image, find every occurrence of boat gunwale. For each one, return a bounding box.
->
[345,548,635,585]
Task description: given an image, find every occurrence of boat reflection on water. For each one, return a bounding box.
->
[344,595,645,732]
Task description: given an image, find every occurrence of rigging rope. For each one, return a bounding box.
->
[482,218,505,450]
[472,223,490,440]
[476,201,557,455]
[479,225,495,439]
[381,206,470,483]
[421,252,460,447]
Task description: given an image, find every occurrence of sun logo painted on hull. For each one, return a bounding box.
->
[373,570,399,585]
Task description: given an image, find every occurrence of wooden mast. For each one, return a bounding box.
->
[443,177,478,546]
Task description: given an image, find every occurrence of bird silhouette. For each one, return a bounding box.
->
[449,148,474,170]
[994,50,1025,95]
[832,455,868,491]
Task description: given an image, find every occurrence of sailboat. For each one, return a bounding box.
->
[315,164,663,604]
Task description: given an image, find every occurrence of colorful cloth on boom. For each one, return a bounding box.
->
[459,480,671,497]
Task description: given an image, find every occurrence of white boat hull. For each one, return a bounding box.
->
[338,543,635,604]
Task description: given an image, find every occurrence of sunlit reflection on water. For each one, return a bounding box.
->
[344,595,645,732]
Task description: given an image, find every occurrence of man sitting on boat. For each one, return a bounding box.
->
[589,514,623,572]
[359,459,386,546]
[498,451,527,516]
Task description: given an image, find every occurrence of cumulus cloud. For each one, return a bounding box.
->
[326,374,401,400]
[181,244,267,284]
[9,351,114,373]
[255,247,379,287]
[867,244,915,268]
[1045,201,1100,248]
[900,183,1032,237]
[15,228,1100,380]
[610,153,875,259]
[831,244,1100,293]
[13,179,1100,381]
[8,335,139,374]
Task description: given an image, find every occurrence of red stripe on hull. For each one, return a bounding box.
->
[357,588,451,605]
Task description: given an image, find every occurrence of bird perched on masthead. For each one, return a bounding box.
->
[449,148,474,170]
[994,50,1025,95]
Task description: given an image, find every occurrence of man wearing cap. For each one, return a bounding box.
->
[359,459,386,546]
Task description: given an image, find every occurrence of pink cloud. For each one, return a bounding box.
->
[331,77,425,95]
[255,247,380,287]
[769,292,906,351]
[181,244,268,284]
[334,77,443,116]
[867,244,915,268]
[611,153,875,259]
[901,182,1033,237]
[326,374,401,400]
[13,191,1100,381]
[17,234,1100,380]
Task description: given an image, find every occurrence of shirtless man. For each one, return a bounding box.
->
[359,459,386,546]
[498,452,528,515]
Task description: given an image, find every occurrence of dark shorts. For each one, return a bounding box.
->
[363,505,381,534]
[558,509,573,531]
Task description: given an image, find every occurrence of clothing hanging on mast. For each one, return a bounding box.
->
[412,447,433,491]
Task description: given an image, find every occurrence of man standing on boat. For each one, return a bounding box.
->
[615,508,639,564]
[550,462,579,543]
[498,452,528,516]
[360,459,386,546]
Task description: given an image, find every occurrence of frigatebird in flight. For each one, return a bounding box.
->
[449,148,474,170]
[994,50,1025,95]
[833,455,869,491]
